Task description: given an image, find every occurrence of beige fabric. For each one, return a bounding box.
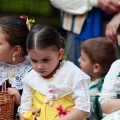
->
[62,13,88,34]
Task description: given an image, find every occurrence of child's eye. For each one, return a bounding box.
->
[0,42,3,45]
[31,59,37,63]
[43,59,50,62]
[81,56,85,61]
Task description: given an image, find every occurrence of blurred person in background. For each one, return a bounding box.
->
[50,0,120,67]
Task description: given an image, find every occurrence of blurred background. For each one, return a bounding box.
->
[0,0,67,59]
[0,0,66,36]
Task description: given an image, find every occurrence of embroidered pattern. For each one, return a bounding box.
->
[0,57,32,90]
[8,71,15,84]
[44,85,58,106]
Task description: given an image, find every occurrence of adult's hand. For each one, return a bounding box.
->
[105,12,120,41]
[98,0,120,14]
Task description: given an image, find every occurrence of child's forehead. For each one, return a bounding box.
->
[30,45,57,52]
[28,47,58,57]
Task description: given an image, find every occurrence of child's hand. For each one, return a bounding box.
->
[7,87,21,105]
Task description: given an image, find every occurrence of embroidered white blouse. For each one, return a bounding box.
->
[100,60,120,105]
[0,57,32,90]
[19,60,91,114]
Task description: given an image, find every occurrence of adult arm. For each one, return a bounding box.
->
[50,0,120,15]
[98,0,120,41]
[50,0,98,14]
[98,0,120,14]
[105,12,120,41]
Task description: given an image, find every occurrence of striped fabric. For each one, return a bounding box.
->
[87,77,104,120]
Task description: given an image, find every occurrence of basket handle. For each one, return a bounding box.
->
[1,81,7,92]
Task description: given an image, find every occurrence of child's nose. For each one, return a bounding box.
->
[37,63,44,69]
[78,57,81,63]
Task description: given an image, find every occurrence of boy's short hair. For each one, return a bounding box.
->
[81,37,117,75]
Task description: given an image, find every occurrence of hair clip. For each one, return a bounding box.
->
[20,15,35,30]
[26,17,35,30]
[20,15,27,21]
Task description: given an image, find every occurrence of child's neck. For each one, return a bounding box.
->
[91,74,102,82]
[43,61,61,80]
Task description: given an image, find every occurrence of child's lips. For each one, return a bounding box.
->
[39,71,45,73]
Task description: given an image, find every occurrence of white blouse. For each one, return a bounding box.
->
[50,0,98,14]
[19,60,91,114]
[0,57,32,90]
[100,59,120,105]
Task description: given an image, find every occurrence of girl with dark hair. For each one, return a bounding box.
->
[0,15,32,119]
[19,24,90,120]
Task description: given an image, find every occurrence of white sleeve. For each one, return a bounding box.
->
[72,69,91,112]
[50,0,98,14]
[100,60,120,105]
[18,82,33,114]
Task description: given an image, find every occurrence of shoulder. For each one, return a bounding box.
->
[102,60,120,90]
[62,60,90,83]
[111,59,120,69]
[107,59,120,76]
[22,69,38,81]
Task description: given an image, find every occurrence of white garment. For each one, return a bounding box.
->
[100,59,120,105]
[19,60,91,114]
[89,77,102,96]
[102,110,120,120]
[50,0,98,14]
[50,0,98,34]
[0,57,32,90]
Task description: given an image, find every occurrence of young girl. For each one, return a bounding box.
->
[100,24,120,120]
[78,37,117,120]
[0,15,32,119]
[19,24,91,120]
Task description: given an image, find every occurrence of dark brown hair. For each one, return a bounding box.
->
[81,37,117,74]
[117,23,120,35]
[0,16,29,56]
[27,24,65,51]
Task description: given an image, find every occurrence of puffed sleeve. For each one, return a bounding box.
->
[72,68,91,112]
[100,60,120,105]
[50,0,98,14]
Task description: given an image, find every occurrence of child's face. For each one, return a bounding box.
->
[78,50,94,75]
[117,34,120,46]
[0,28,14,62]
[28,46,64,78]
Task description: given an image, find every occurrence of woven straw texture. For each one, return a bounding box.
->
[0,92,14,120]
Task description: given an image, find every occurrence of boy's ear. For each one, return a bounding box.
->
[58,48,64,60]
[13,45,22,56]
[93,63,101,73]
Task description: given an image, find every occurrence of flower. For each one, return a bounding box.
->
[20,15,35,30]
[28,18,35,26]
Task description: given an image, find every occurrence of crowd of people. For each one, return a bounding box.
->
[0,0,120,120]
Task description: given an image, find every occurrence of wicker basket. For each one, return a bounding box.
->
[0,92,15,120]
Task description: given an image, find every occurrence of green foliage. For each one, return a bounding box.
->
[0,0,52,16]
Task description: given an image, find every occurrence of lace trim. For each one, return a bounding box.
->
[0,57,32,89]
